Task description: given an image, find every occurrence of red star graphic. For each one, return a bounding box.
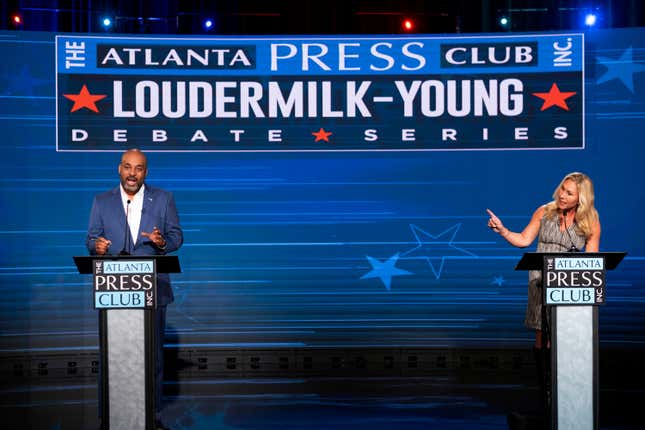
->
[63,84,107,113]
[312,128,333,142]
[532,83,577,111]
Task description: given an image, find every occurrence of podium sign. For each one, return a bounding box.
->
[93,259,157,309]
[543,255,606,305]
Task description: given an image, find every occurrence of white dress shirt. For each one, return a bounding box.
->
[120,184,145,246]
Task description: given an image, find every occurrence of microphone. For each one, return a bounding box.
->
[562,209,580,252]
[119,199,131,255]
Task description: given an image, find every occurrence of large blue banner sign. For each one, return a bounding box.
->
[56,33,583,151]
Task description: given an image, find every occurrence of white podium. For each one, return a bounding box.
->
[74,255,180,430]
[516,252,625,430]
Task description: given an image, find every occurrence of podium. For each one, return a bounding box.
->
[515,252,626,430]
[74,255,181,430]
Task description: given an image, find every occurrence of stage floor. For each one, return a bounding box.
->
[3,370,643,430]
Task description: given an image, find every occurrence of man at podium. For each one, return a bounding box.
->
[86,148,183,427]
[486,172,601,412]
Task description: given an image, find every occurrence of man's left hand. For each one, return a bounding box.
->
[141,226,166,248]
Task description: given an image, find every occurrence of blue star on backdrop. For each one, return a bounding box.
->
[2,64,51,97]
[361,253,412,291]
[596,46,645,94]
[401,223,477,279]
[490,275,506,287]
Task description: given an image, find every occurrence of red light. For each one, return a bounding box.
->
[12,15,22,25]
[403,19,414,31]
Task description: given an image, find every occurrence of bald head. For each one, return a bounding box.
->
[118,149,148,196]
[121,149,147,166]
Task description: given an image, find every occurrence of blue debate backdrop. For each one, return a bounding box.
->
[0,27,644,354]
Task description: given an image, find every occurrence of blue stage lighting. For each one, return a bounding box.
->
[101,17,113,29]
[203,18,214,30]
[585,13,597,27]
[499,16,509,27]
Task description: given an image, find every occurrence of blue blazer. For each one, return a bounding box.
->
[86,184,183,305]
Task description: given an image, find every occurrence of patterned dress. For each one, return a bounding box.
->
[525,214,587,330]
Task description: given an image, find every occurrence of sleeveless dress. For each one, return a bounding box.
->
[525,214,587,330]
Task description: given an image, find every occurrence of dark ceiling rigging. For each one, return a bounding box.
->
[2,0,643,34]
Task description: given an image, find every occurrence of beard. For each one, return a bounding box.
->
[121,176,142,194]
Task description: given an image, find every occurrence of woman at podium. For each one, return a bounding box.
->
[486,171,601,412]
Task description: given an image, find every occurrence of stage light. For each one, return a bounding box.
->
[584,13,597,27]
[499,16,509,27]
[203,18,214,31]
[101,16,113,29]
[11,13,23,27]
[402,19,414,32]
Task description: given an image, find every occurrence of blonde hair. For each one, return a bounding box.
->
[544,172,599,238]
